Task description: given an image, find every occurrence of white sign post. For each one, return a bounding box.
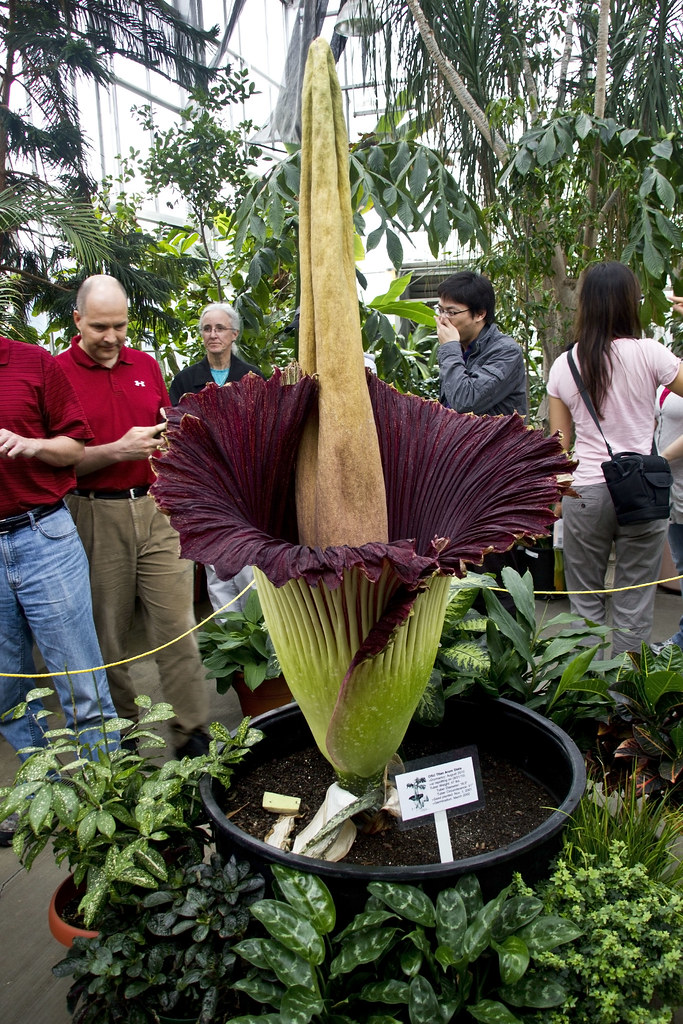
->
[394,747,484,863]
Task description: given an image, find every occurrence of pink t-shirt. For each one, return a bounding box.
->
[547,337,680,486]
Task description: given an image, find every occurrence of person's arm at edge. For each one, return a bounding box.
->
[0,432,85,466]
[657,364,683,462]
[549,396,573,453]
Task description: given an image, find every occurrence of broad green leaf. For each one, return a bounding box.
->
[385,228,403,270]
[575,112,592,139]
[280,984,324,1023]
[483,591,534,664]
[548,646,606,709]
[400,944,423,977]
[368,272,413,305]
[368,882,436,926]
[337,909,397,938]
[330,927,398,976]
[652,139,673,160]
[361,980,410,1004]
[262,941,318,991]
[654,170,676,210]
[643,669,683,707]
[51,783,80,826]
[272,865,336,934]
[496,935,530,986]
[500,975,567,1008]
[77,809,98,847]
[435,888,467,957]
[536,125,557,166]
[456,874,483,919]
[232,976,283,1007]
[469,999,524,1023]
[501,568,536,630]
[95,810,116,838]
[27,787,53,832]
[518,915,582,953]
[408,975,442,1024]
[251,900,325,964]
[643,234,666,279]
[491,895,543,941]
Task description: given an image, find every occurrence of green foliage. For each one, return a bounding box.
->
[0,0,217,315]
[562,782,683,885]
[53,853,265,1024]
[0,695,263,927]
[198,589,282,694]
[525,843,683,1024]
[596,643,683,796]
[228,866,579,1024]
[431,569,615,741]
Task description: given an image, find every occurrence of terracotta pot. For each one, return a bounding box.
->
[232,673,293,717]
[48,874,99,947]
[200,697,586,909]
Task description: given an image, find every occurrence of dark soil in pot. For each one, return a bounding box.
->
[202,698,585,907]
[226,741,551,866]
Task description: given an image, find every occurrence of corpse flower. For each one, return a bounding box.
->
[151,39,573,799]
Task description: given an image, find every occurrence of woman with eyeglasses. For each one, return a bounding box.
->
[169,303,262,405]
[548,261,683,655]
[169,303,263,613]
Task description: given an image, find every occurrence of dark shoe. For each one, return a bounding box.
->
[0,812,19,847]
[174,729,210,759]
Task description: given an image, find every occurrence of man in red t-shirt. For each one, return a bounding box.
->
[56,275,210,757]
[0,338,120,841]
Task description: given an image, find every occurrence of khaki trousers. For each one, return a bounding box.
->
[67,493,208,741]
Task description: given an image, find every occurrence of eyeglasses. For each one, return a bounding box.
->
[435,304,471,319]
[201,324,235,334]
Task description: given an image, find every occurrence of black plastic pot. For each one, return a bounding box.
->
[201,698,585,904]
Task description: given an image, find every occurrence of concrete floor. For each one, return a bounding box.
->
[1,586,683,1024]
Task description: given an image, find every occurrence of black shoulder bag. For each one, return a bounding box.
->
[566,348,672,525]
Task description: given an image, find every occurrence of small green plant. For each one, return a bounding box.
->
[419,569,615,741]
[525,843,683,1024]
[53,853,265,1024]
[228,865,581,1023]
[198,589,281,693]
[550,642,683,795]
[0,696,263,927]
[561,780,683,884]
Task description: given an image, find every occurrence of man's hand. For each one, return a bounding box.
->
[115,425,166,462]
[76,424,166,476]
[436,314,461,346]
[672,295,683,316]
[0,429,40,459]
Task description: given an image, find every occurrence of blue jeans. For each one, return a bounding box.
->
[666,523,683,647]
[0,504,119,759]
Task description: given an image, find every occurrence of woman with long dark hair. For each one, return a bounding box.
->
[548,261,683,654]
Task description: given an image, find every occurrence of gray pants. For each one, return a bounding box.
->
[562,483,667,655]
[205,565,254,615]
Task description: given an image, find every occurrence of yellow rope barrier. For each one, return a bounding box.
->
[3,571,682,680]
[0,579,257,680]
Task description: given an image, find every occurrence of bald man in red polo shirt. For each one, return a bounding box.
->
[56,275,210,758]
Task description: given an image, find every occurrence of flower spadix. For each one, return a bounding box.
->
[151,39,574,798]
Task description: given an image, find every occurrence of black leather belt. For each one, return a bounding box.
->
[71,485,150,500]
[0,500,64,534]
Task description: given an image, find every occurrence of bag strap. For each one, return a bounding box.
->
[566,348,615,459]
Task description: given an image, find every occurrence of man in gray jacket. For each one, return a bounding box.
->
[436,271,526,416]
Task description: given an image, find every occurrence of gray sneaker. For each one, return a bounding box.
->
[0,812,19,847]
[651,637,680,655]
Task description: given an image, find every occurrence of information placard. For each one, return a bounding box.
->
[393,746,484,829]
